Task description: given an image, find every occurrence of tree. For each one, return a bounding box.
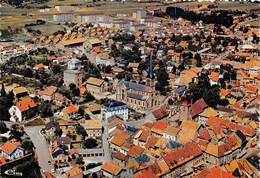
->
[75,155,84,165]
[78,107,85,116]
[21,139,34,153]
[39,101,53,118]
[52,64,62,75]
[84,138,98,149]
[75,124,87,137]
[0,122,8,133]
[194,53,202,67]
[156,67,169,95]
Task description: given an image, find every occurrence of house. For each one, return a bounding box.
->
[116,80,162,110]
[63,167,83,178]
[0,142,24,160]
[96,52,115,66]
[33,63,48,71]
[204,135,241,165]
[101,162,124,178]
[63,105,79,120]
[177,120,199,144]
[189,98,208,119]
[84,38,102,49]
[9,97,37,122]
[55,136,72,150]
[194,166,234,178]
[85,77,106,95]
[101,102,128,122]
[82,119,102,138]
[111,151,128,168]
[163,126,180,141]
[127,145,144,158]
[198,107,219,125]
[12,86,28,98]
[110,133,130,154]
[53,93,67,106]
[44,121,61,141]
[68,58,82,70]
[63,70,83,87]
[162,142,203,178]
[36,86,57,101]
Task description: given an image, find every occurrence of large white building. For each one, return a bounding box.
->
[53,12,74,22]
[77,12,109,24]
[101,102,128,122]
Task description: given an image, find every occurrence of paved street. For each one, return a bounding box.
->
[101,119,112,162]
[24,126,53,172]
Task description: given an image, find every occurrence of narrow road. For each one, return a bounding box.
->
[24,126,53,172]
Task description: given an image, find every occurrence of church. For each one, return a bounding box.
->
[116,54,163,111]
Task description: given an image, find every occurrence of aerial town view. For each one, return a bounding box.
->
[0,0,259,178]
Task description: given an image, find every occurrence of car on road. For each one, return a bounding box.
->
[51,168,55,173]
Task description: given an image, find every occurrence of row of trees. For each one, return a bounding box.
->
[163,7,236,27]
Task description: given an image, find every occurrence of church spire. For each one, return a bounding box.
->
[148,52,153,79]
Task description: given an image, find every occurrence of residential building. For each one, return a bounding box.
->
[12,86,28,98]
[63,167,83,178]
[101,162,124,178]
[82,119,102,138]
[9,97,37,122]
[101,102,128,122]
[63,105,79,120]
[0,142,24,160]
[36,86,57,101]
[85,77,106,94]
[68,58,82,70]
[162,142,203,177]
[63,70,83,87]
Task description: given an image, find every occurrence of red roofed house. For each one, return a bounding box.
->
[9,97,37,122]
[194,166,234,178]
[162,142,203,177]
[63,105,79,120]
[152,106,169,120]
[189,98,208,118]
[63,167,83,178]
[0,141,24,160]
[204,135,242,165]
[101,162,124,178]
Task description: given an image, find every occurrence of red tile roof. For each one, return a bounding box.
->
[206,117,256,137]
[152,120,168,131]
[0,142,22,155]
[145,136,159,148]
[16,97,37,112]
[190,98,207,118]
[194,166,234,178]
[128,145,144,157]
[64,105,78,113]
[134,168,159,178]
[198,128,211,141]
[152,107,169,120]
[163,142,202,169]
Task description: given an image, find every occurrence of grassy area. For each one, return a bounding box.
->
[47,0,86,7]
[30,23,65,35]
[25,118,45,126]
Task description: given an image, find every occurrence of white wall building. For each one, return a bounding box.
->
[101,103,128,122]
